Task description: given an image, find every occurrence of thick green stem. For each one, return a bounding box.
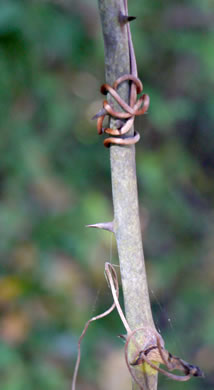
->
[98,1,158,389]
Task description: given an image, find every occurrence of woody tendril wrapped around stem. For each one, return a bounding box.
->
[94,74,150,147]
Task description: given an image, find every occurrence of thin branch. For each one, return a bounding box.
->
[105,262,131,334]
[71,263,119,390]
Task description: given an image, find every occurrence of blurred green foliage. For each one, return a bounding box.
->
[0,0,214,389]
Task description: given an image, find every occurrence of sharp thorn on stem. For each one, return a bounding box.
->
[86,222,114,233]
[118,334,127,341]
[119,12,136,25]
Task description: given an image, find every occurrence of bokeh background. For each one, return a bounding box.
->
[0,0,214,389]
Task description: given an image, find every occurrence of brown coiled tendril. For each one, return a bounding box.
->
[96,74,150,147]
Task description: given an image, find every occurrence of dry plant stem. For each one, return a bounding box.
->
[105,263,131,334]
[98,1,157,389]
[71,264,119,390]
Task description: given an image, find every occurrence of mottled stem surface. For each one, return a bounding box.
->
[98,1,158,389]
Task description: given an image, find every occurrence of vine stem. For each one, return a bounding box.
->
[97,1,158,389]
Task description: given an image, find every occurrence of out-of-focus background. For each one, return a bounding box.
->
[0,0,213,389]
